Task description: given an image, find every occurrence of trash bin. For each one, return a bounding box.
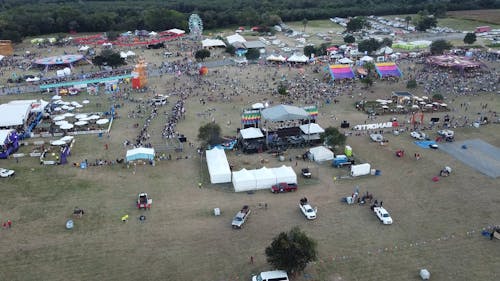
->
[214,208,221,216]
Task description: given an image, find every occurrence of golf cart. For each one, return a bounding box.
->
[301,167,311,178]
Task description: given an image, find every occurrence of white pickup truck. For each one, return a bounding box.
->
[373,206,393,225]
[299,198,317,220]
[232,205,251,229]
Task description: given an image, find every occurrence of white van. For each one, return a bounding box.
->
[252,270,289,281]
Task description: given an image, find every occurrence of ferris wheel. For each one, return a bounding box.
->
[188,14,203,38]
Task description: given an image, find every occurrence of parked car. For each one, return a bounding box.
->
[373,206,393,225]
[271,182,298,193]
[299,197,317,220]
[301,168,311,178]
[232,205,251,229]
[0,168,15,178]
[410,131,427,140]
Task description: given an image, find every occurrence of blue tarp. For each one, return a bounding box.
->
[414,141,437,149]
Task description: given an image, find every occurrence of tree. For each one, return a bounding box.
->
[415,11,437,31]
[320,127,347,148]
[277,83,288,97]
[343,35,355,44]
[432,93,444,101]
[346,16,369,32]
[225,45,236,55]
[265,227,317,275]
[198,123,221,147]
[195,49,211,61]
[381,37,393,47]
[406,79,417,89]
[245,48,260,60]
[106,31,120,41]
[303,45,315,57]
[430,39,452,55]
[360,77,374,88]
[405,16,412,30]
[463,32,477,45]
[302,18,308,32]
[358,38,381,54]
[92,49,125,67]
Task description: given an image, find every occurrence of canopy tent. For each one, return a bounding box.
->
[0,129,14,144]
[251,102,265,109]
[0,103,32,128]
[239,127,264,139]
[261,105,309,122]
[375,62,402,78]
[232,168,257,192]
[309,146,334,162]
[287,53,308,63]
[270,165,297,184]
[167,28,185,35]
[206,148,231,184]
[201,39,226,48]
[226,34,246,45]
[338,57,353,64]
[299,123,325,134]
[329,64,355,80]
[376,46,393,55]
[266,54,286,62]
[126,147,155,162]
[360,55,374,62]
[252,167,277,189]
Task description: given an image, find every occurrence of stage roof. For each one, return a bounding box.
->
[34,54,84,65]
[261,105,309,122]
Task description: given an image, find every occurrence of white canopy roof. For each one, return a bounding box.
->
[270,165,297,184]
[360,55,374,62]
[266,54,286,62]
[261,105,309,122]
[167,28,185,35]
[227,34,246,45]
[251,102,265,109]
[252,167,277,189]
[126,147,155,162]
[287,53,308,63]
[376,46,393,55]
[232,168,257,192]
[206,148,231,184]
[309,146,334,162]
[239,127,264,139]
[78,45,90,51]
[201,39,226,48]
[338,57,353,64]
[0,129,14,143]
[0,103,32,127]
[299,123,325,135]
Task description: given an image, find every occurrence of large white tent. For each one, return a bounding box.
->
[202,39,226,48]
[226,34,246,45]
[270,165,297,184]
[300,123,325,141]
[309,146,334,162]
[0,103,32,128]
[126,147,155,162]
[232,168,257,192]
[206,148,231,184]
[239,127,264,139]
[287,53,308,63]
[253,167,277,189]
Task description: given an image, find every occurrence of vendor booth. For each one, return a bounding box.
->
[126,147,155,162]
[308,146,334,163]
[205,147,231,184]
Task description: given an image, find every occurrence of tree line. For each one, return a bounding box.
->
[0,0,498,42]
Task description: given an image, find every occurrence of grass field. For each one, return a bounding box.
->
[1,16,500,281]
[447,9,500,25]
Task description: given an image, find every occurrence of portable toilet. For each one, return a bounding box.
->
[345,145,353,157]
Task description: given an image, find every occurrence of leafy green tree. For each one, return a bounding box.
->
[343,35,355,44]
[245,48,260,60]
[303,45,315,57]
[225,45,236,55]
[265,227,317,275]
[361,77,374,88]
[320,127,347,148]
[278,83,288,96]
[463,32,477,45]
[381,37,393,47]
[405,16,412,30]
[92,49,125,67]
[430,39,452,55]
[198,123,222,147]
[195,49,211,61]
[302,18,308,32]
[432,93,444,101]
[346,17,369,32]
[106,31,120,41]
[358,38,381,54]
[415,11,437,31]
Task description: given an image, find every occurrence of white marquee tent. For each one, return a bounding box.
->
[270,165,297,184]
[202,39,226,48]
[227,34,246,45]
[232,168,257,192]
[0,103,32,128]
[309,146,334,162]
[253,167,277,189]
[287,53,308,63]
[300,123,325,141]
[205,148,231,184]
[239,127,264,139]
[126,147,155,162]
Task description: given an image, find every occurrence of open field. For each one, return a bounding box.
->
[1,18,500,281]
[447,9,500,26]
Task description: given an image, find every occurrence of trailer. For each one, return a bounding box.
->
[350,163,371,177]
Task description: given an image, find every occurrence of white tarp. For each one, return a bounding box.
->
[0,103,32,127]
[206,148,231,184]
[167,28,185,35]
[239,127,264,139]
[232,168,256,192]
[252,167,277,189]
[126,147,155,162]
[309,146,334,162]
[270,165,297,184]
